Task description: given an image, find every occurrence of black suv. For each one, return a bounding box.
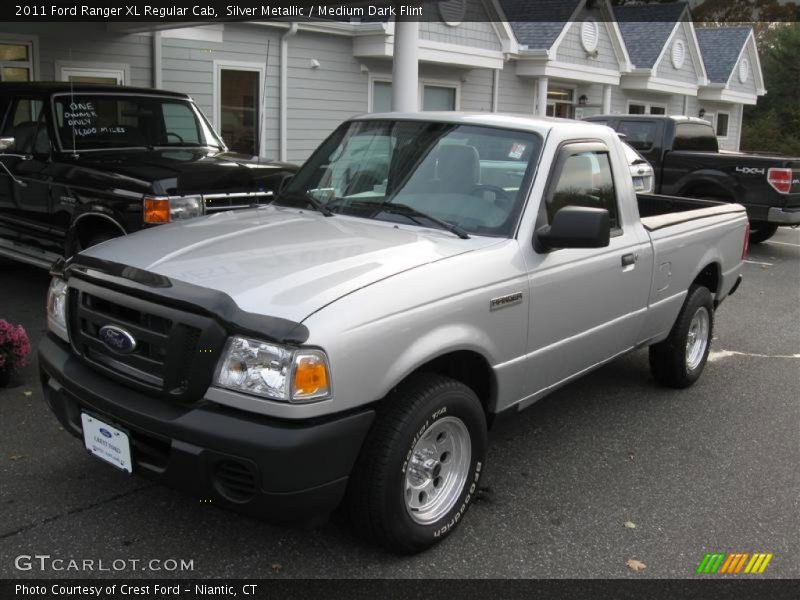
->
[0,83,297,266]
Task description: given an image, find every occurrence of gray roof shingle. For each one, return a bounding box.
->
[696,26,752,83]
[498,0,582,49]
[614,2,689,69]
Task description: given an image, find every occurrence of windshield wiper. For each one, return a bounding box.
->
[277,191,334,217]
[373,202,470,239]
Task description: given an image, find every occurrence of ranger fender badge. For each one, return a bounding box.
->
[490,292,523,310]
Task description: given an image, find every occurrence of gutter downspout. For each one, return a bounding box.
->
[152,31,162,89]
[280,22,298,162]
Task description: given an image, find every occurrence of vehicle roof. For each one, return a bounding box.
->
[0,82,190,98]
[354,111,613,137]
[586,114,713,124]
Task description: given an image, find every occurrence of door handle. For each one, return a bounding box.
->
[621,253,637,268]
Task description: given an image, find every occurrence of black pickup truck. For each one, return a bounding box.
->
[0,83,297,267]
[585,115,800,243]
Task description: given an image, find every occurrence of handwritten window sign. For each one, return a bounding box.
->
[62,101,127,137]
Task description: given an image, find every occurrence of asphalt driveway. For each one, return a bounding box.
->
[0,227,798,579]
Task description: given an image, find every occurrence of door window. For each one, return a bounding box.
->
[1,98,48,154]
[218,68,260,155]
[546,88,575,119]
[547,149,620,231]
[617,120,658,153]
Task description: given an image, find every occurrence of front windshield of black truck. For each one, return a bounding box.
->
[53,94,223,151]
[275,119,543,238]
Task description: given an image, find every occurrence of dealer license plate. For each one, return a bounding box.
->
[81,413,133,473]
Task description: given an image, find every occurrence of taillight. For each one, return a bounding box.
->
[143,197,170,224]
[742,222,750,259]
[767,168,792,194]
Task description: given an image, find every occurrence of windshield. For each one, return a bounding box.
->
[275,119,542,237]
[53,94,223,151]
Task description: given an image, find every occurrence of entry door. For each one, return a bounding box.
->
[215,64,263,156]
[522,143,651,397]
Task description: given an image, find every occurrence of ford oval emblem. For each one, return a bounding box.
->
[99,428,113,438]
[98,325,137,354]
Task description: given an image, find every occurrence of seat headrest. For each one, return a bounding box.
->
[436,145,480,187]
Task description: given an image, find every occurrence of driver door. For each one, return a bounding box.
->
[0,97,56,251]
[521,142,651,397]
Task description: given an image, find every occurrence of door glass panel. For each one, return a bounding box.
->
[716,113,729,137]
[162,103,201,144]
[422,86,456,111]
[372,81,392,113]
[547,151,620,230]
[219,69,260,155]
[0,43,28,61]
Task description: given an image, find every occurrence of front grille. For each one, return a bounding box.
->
[204,191,273,213]
[67,278,226,402]
[213,460,258,503]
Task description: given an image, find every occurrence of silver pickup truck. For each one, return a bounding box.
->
[39,113,748,554]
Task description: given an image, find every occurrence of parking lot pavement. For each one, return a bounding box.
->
[0,227,798,579]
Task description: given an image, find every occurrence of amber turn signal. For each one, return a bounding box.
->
[143,197,171,224]
[292,352,331,400]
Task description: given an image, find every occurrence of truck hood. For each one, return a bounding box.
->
[63,148,297,195]
[80,206,500,323]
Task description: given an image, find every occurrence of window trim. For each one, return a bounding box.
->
[714,110,730,140]
[57,61,127,85]
[627,100,668,115]
[212,59,265,155]
[538,140,623,250]
[0,34,38,82]
[420,79,461,111]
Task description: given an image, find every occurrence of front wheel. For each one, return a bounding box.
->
[649,285,714,388]
[748,222,778,244]
[346,373,487,554]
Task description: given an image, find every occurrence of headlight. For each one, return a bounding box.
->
[143,196,204,224]
[214,336,332,403]
[47,276,69,342]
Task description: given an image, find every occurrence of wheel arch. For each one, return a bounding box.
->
[67,210,127,253]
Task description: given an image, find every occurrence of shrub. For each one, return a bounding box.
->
[0,319,30,371]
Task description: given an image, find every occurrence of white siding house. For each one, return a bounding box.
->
[0,0,765,161]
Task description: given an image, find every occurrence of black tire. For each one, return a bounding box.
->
[649,285,714,388]
[748,222,778,244]
[346,372,487,554]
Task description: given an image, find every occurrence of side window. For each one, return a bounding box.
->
[547,150,620,231]
[162,103,201,144]
[1,97,49,154]
[617,120,657,153]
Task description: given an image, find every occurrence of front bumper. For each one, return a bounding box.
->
[38,335,374,522]
[767,206,800,224]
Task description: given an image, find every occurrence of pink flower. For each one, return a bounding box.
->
[0,319,30,371]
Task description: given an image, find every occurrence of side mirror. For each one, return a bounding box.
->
[0,137,15,152]
[278,174,294,194]
[535,206,610,251]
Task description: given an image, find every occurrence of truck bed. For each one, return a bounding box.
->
[637,193,747,231]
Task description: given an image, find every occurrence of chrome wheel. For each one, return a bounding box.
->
[404,416,471,525]
[685,306,710,371]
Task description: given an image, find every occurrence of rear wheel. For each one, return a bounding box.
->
[346,373,487,554]
[649,285,714,388]
[748,222,778,244]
